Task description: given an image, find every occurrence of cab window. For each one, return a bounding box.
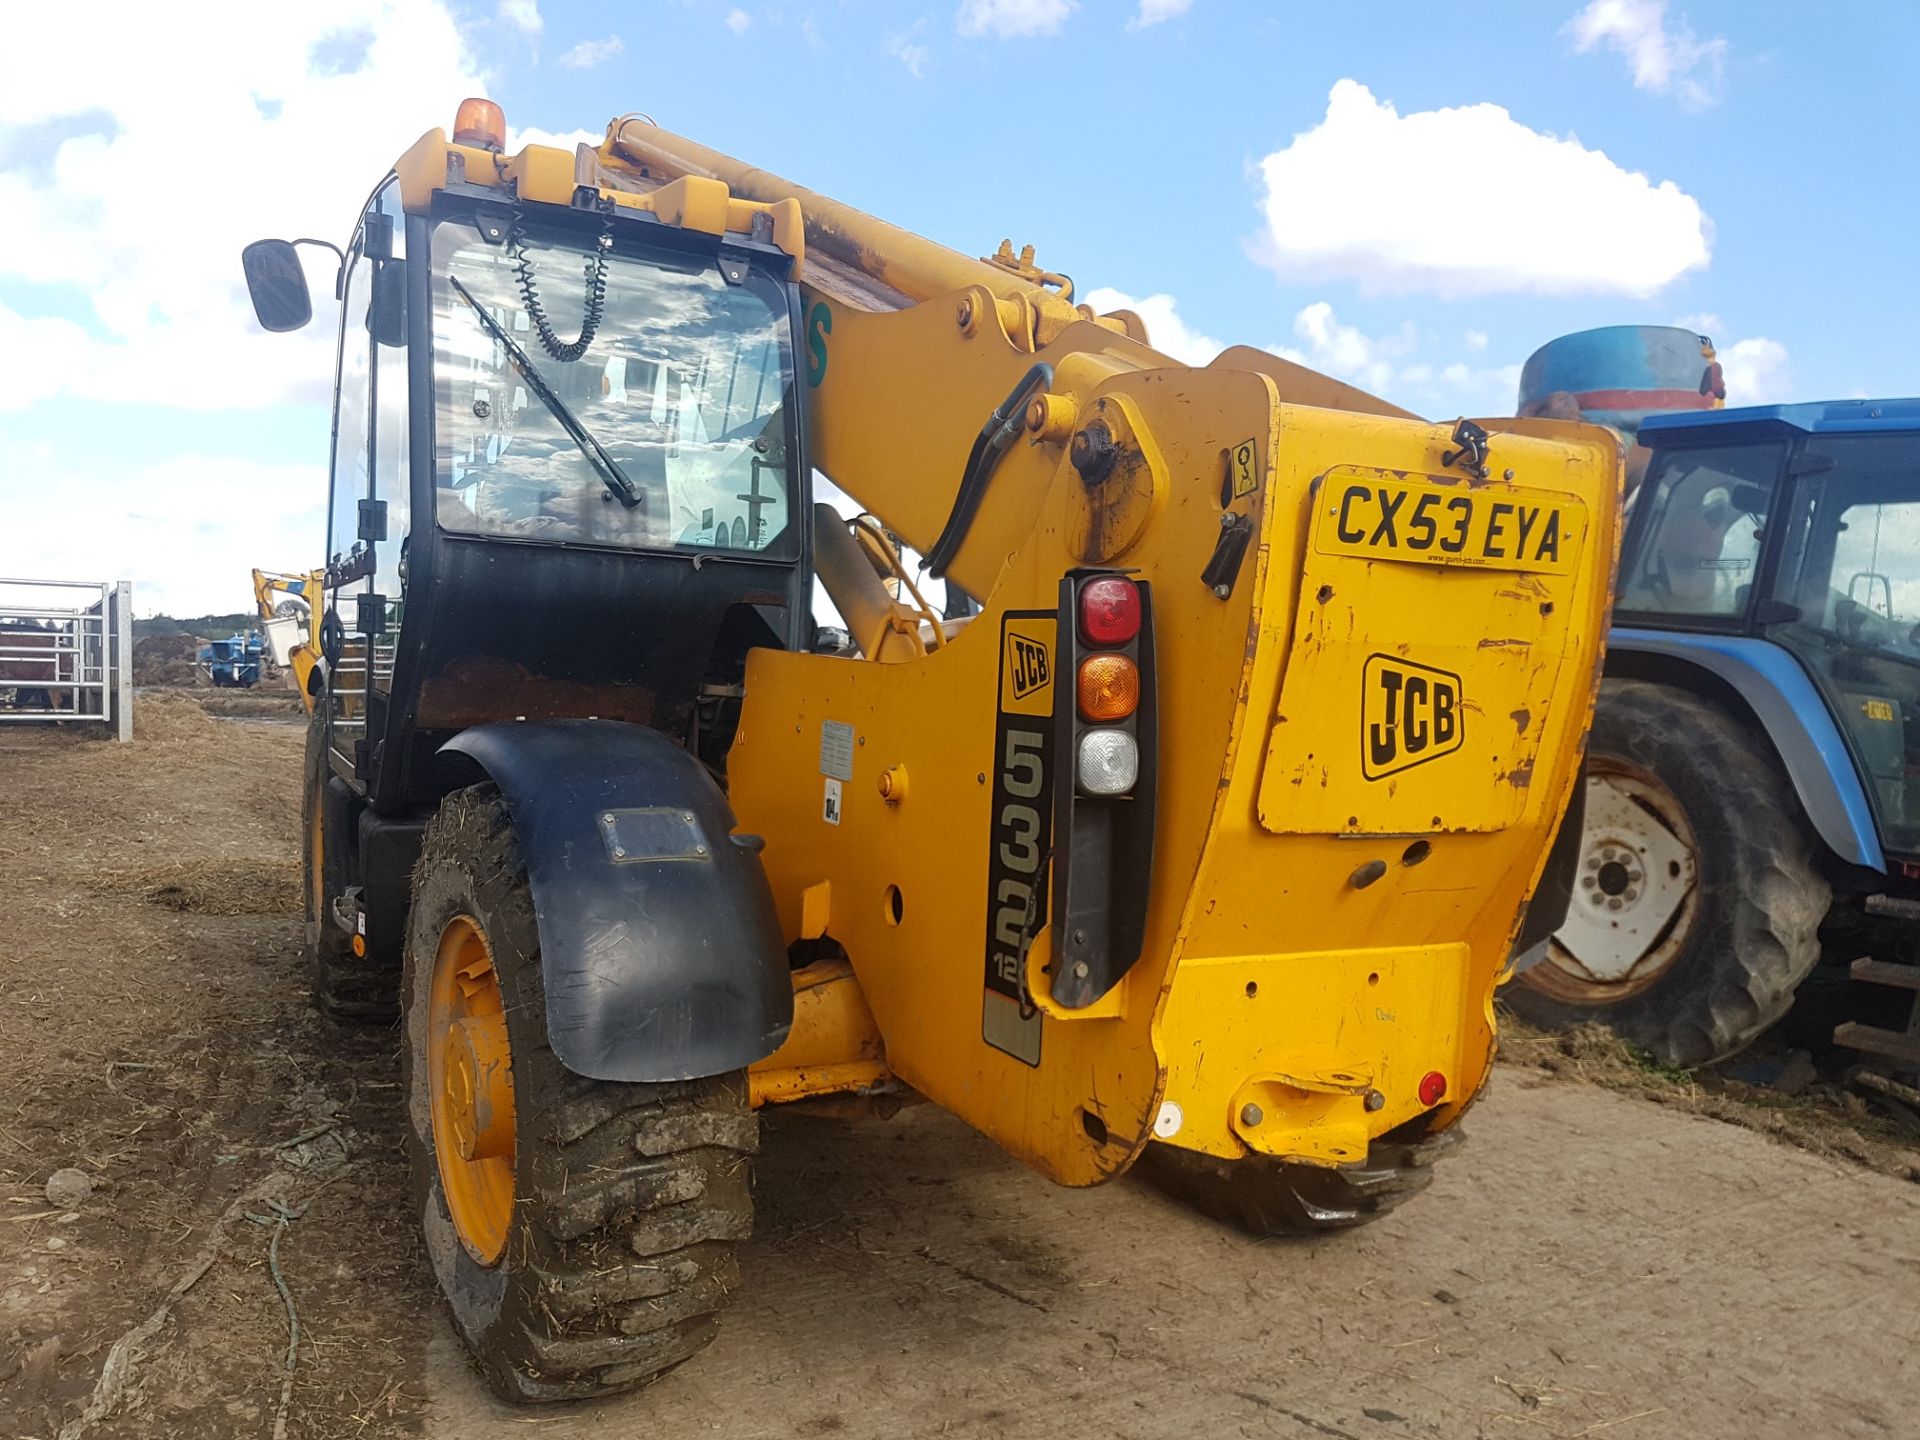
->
[1617,442,1781,620]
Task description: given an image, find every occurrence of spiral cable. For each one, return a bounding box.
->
[511,197,613,362]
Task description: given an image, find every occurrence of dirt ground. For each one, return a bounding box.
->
[2,693,1916,1440]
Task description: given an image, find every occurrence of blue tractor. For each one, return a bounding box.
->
[1500,331,1920,1071]
[200,631,265,688]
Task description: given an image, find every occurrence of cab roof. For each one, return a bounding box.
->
[1639,397,1920,445]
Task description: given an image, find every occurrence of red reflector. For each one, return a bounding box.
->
[1080,577,1140,646]
[1418,1071,1448,1107]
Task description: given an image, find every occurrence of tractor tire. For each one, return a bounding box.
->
[1140,1124,1462,1235]
[1505,679,1830,1067]
[402,786,755,1403]
[301,709,395,1020]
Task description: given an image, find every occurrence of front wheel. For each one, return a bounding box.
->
[403,786,756,1403]
[1505,679,1830,1067]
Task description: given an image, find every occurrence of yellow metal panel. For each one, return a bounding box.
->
[1258,450,1603,837]
[650,176,731,237]
[748,960,890,1107]
[1157,944,1468,1162]
[503,143,575,207]
[731,365,1283,1185]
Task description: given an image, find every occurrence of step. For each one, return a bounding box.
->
[1849,957,1920,991]
[1833,1022,1920,1069]
[1865,893,1920,921]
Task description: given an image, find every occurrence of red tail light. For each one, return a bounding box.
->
[1079,576,1140,646]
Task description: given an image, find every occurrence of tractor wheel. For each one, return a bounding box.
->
[1504,679,1830,1067]
[402,786,755,1403]
[301,709,395,1020]
[1140,1124,1462,1235]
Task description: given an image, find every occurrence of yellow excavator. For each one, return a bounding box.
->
[250,566,325,706]
[240,98,1620,1402]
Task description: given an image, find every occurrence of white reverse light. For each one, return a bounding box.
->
[1077,728,1138,795]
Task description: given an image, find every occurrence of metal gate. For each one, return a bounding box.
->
[0,578,134,741]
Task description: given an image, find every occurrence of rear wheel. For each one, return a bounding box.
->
[403,786,755,1403]
[1140,1125,1462,1235]
[1505,679,1830,1066]
[301,709,394,1019]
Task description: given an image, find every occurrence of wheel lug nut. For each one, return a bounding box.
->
[1581,875,1596,888]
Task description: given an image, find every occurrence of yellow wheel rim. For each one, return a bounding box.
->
[428,914,517,1266]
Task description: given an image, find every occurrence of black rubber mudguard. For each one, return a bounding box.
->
[441,720,793,1083]
[1511,760,1588,965]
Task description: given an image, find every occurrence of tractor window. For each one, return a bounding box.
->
[430,219,798,558]
[1767,434,1920,854]
[1616,442,1780,622]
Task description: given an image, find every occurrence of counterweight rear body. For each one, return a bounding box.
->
[599,123,1620,1179]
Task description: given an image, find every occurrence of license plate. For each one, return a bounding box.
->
[1313,469,1584,575]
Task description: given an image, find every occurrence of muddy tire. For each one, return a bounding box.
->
[403,786,755,1403]
[1139,1125,1462,1234]
[1506,679,1830,1067]
[302,709,394,1020]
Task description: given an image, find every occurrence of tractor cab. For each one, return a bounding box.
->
[1620,401,1920,859]
[241,102,813,982]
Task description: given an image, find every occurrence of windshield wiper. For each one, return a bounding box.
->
[448,275,642,510]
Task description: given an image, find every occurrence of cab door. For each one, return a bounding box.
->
[324,180,411,781]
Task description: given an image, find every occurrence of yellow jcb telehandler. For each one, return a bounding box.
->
[240,98,1619,1401]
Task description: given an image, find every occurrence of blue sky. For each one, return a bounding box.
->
[2,0,1914,615]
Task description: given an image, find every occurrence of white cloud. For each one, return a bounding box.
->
[1673,311,1724,335]
[557,34,622,68]
[1254,81,1712,299]
[957,0,1075,39]
[726,8,752,35]
[497,0,542,36]
[1081,288,1525,415]
[0,2,495,414]
[887,33,931,79]
[1081,287,1222,366]
[506,124,604,153]
[1464,329,1489,352]
[0,449,327,617]
[0,303,108,412]
[1129,0,1194,28]
[0,2,503,600]
[1276,300,1417,396]
[1566,0,1727,109]
[1718,337,1791,405]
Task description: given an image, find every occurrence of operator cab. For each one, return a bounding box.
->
[241,136,813,816]
[1621,401,1920,856]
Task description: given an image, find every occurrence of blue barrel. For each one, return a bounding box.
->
[1517,326,1725,438]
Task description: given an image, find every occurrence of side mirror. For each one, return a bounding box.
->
[241,239,312,333]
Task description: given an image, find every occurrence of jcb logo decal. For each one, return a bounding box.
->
[1362,655,1463,779]
[1005,632,1051,702]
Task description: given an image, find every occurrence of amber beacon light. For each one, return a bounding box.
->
[453,97,506,151]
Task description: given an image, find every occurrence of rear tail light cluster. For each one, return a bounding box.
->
[1073,577,1145,796]
[1050,572,1157,1009]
